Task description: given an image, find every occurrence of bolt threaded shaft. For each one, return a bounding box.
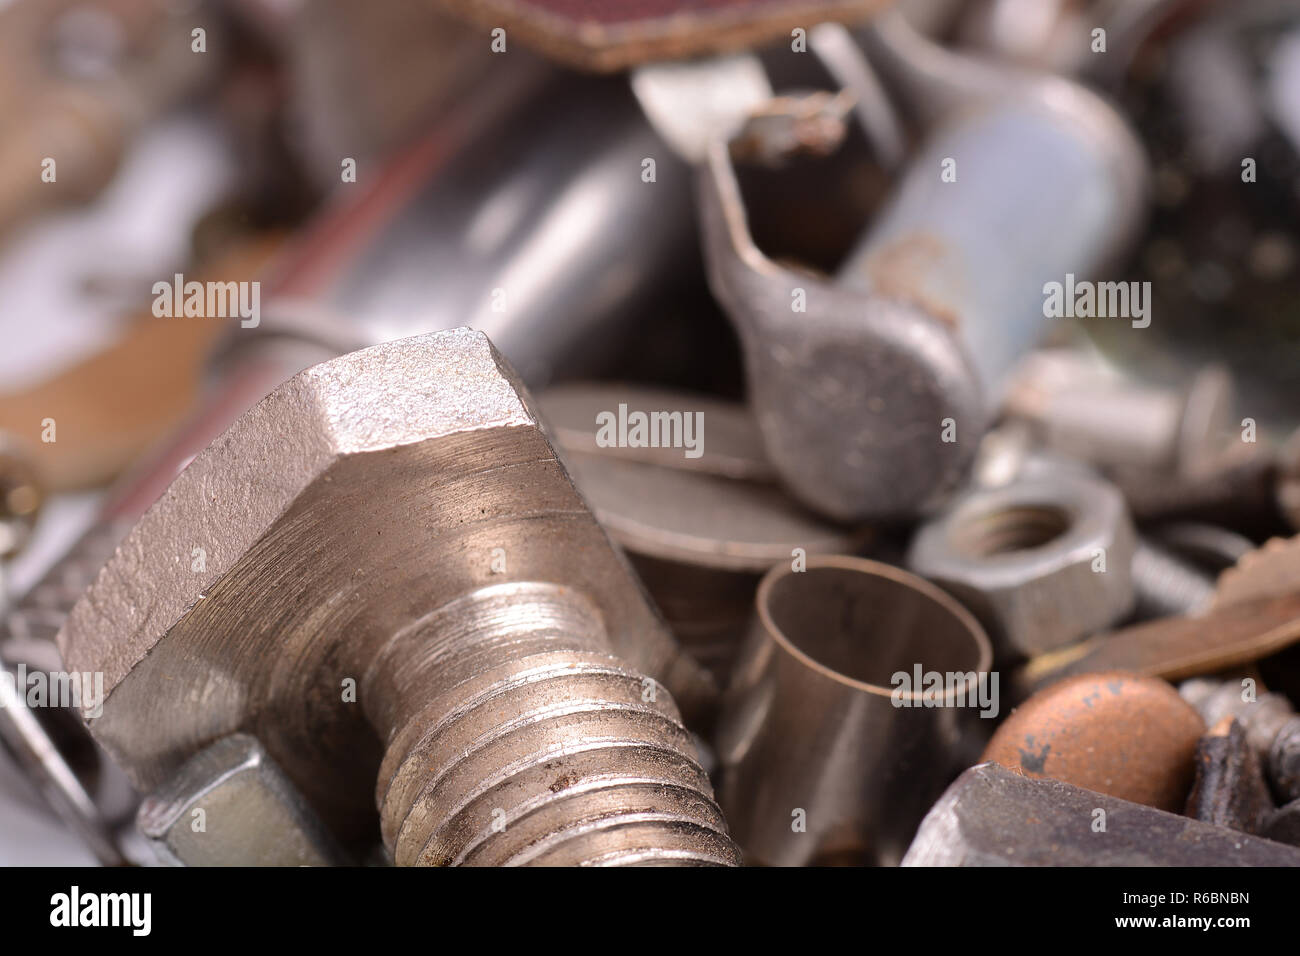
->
[363,582,738,866]
[1131,538,1215,619]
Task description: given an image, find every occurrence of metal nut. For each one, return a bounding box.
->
[137,734,348,867]
[906,473,1137,658]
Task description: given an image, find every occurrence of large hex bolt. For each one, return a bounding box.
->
[57,330,736,866]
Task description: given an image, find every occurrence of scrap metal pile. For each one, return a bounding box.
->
[1,0,1300,867]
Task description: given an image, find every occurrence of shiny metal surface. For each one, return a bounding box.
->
[539,382,867,683]
[0,651,123,866]
[58,329,732,865]
[715,556,992,866]
[137,734,348,866]
[1003,352,1235,477]
[558,451,863,574]
[847,13,1150,396]
[538,383,775,483]
[257,67,694,387]
[697,103,981,521]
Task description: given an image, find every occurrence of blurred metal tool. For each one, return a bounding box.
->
[0,234,285,493]
[0,0,220,240]
[256,62,694,387]
[903,761,1300,866]
[276,0,500,188]
[631,54,774,165]
[0,438,42,558]
[1150,520,1255,572]
[698,12,1148,520]
[1079,1,1300,434]
[1003,350,1235,479]
[715,556,992,866]
[0,649,123,866]
[1276,425,1300,532]
[1130,537,1216,620]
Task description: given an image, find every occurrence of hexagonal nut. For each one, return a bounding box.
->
[906,473,1136,658]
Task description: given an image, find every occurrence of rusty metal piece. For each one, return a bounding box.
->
[906,472,1136,659]
[1181,676,1300,803]
[1185,716,1275,834]
[429,0,890,72]
[715,556,993,866]
[1016,591,1300,699]
[0,234,285,493]
[903,761,1300,867]
[1113,445,1280,528]
[1213,534,1300,609]
[982,672,1205,812]
[1015,534,1300,697]
[58,329,734,866]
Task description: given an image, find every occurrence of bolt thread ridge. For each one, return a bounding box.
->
[365,581,738,866]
